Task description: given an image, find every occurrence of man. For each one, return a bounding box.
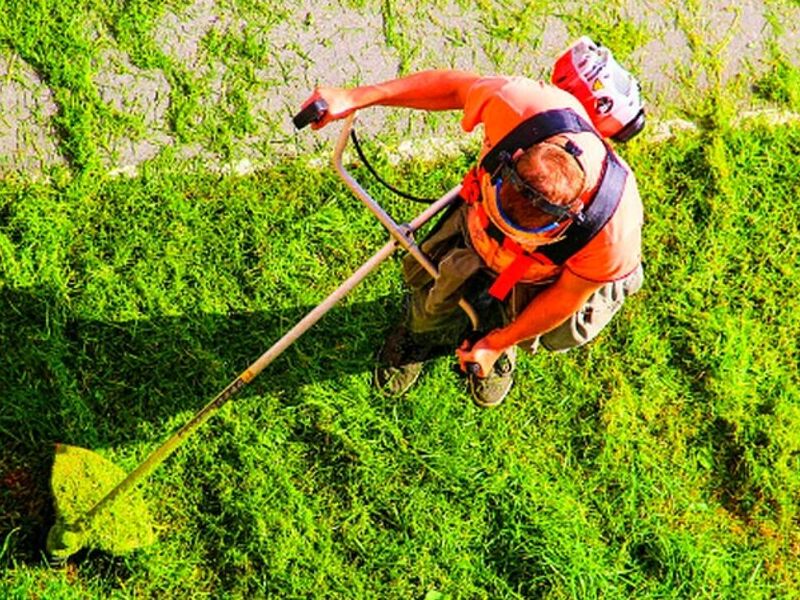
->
[302,39,645,407]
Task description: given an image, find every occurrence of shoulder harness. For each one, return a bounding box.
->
[463,108,628,300]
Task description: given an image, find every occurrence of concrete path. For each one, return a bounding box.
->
[1,0,798,178]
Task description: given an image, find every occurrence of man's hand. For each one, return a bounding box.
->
[299,86,358,130]
[456,333,505,378]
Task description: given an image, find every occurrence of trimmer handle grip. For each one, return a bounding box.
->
[293,99,329,130]
[461,330,485,377]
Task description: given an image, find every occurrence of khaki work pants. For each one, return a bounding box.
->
[401,204,643,353]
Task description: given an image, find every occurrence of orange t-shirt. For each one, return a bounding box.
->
[461,76,643,283]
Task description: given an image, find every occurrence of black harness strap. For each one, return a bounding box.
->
[537,154,626,264]
[480,108,595,173]
[478,108,627,265]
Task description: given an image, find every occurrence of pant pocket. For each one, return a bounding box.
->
[541,278,626,352]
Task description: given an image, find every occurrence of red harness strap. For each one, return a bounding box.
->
[474,204,554,300]
[488,252,536,300]
[460,168,481,205]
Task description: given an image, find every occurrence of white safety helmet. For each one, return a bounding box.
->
[551,36,645,142]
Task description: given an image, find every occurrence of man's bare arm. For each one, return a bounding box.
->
[457,270,604,376]
[302,70,481,129]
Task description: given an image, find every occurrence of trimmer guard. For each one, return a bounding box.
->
[47,444,155,558]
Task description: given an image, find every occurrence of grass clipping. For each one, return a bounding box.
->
[51,444,156,555]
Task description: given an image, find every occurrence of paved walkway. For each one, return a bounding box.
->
[1,0,798,178]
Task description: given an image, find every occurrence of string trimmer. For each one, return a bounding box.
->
[46,105,479,560]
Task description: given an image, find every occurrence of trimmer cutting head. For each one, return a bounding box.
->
[46,444,156,560]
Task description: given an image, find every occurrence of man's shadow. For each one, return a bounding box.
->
[0,284,406,564]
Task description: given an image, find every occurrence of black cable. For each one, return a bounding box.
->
[349,129,437,204]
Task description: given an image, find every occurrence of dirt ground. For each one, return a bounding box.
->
[1,0,798,177]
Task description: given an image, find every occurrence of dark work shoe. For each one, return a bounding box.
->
[374,325,431,397]
[468,347,516,408]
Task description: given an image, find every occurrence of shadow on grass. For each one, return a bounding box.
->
[0,284,414,565]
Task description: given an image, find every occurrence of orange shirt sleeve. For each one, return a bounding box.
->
[461,77,516,134]
[461,76,593,154]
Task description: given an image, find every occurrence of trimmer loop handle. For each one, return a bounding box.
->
[293,99,329,130]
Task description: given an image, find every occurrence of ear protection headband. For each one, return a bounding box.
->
[489,141,586,234]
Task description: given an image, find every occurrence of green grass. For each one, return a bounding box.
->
[2,0,800,598]
[3,121,800,598]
